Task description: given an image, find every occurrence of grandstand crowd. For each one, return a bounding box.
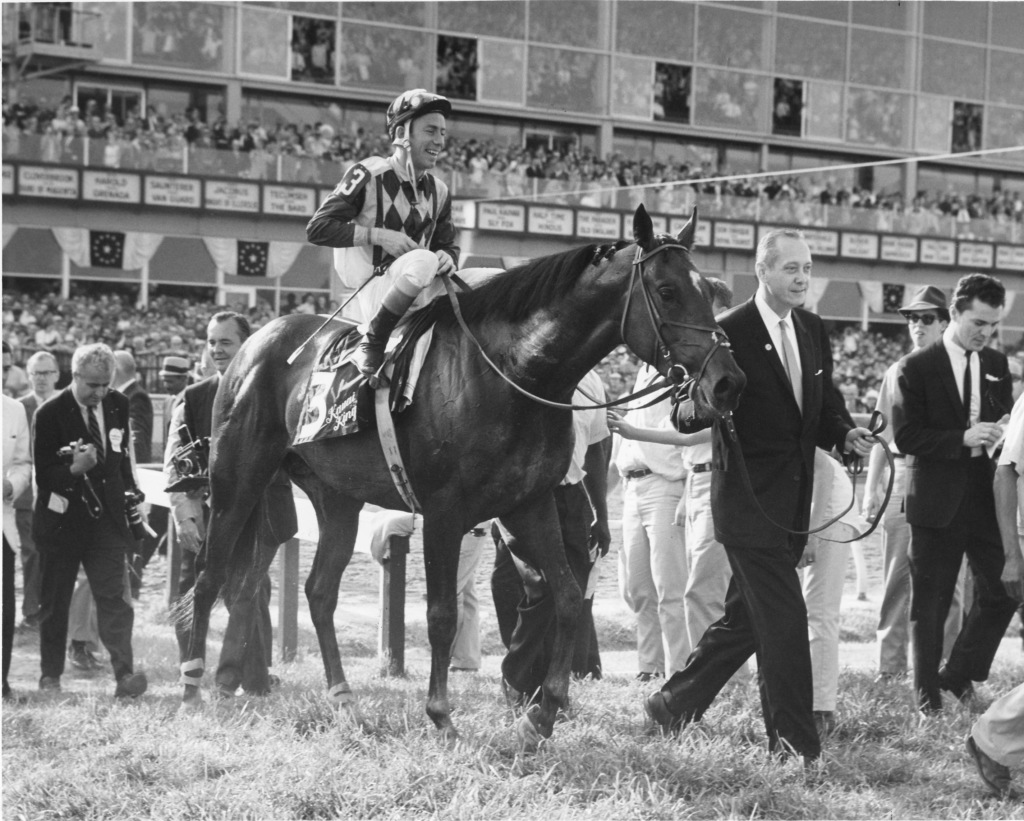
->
[7,284,1008,416]
[4,96,1023,239]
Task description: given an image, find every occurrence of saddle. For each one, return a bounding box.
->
[293,308,436,446]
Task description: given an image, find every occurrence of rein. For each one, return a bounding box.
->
[438,241,722,412]
[722,409,895,544]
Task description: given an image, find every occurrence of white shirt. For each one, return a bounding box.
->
[872,361,901,453]
[612,365,686,482]
[563,370,611,486]
[942,326,980,426]
[755,290,802,388]
[3,395,31,548]
[73,393,105,445]
[998,393,1024,536]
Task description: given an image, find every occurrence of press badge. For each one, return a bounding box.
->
[109,428,123,453]
[48,493,68,514]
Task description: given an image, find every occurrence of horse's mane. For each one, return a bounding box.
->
[452,240,631,324]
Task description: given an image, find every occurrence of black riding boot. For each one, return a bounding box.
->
[353,305,404,375]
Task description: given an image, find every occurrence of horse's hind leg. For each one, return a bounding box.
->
[300,481,364,719]
[498,495,580,748]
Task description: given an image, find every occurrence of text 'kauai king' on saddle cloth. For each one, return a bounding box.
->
[292,310,436,446]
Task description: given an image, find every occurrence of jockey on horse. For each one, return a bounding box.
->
[306,88,460,376]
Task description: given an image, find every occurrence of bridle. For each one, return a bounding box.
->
[439,239,729,413]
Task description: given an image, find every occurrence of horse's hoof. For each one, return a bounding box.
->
[334,699,371,733]
[515,705,550,752]
[439,724,461,747]
[178,696,204,714]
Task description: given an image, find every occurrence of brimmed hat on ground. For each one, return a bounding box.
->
[898,285,950,320]
[158,355,190,377]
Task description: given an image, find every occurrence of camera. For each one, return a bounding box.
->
[124,489,155,541]
[165,428,211,493]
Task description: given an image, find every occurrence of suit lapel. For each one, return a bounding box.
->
[792,311,813,420]
[932,343,965,424]
[744,300,797,409]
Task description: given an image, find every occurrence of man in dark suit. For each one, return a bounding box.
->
[167,312,296,697]
[33,343,147,698]
[644,228,872,761]
[893,273,1018,713]
[113,351,153,465]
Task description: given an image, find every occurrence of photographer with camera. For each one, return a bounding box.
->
[165,311,296,697]
[32,343,148,699]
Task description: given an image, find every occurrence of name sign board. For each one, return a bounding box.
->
[145,176,202,208]
[996,245,1024,272]
[2,164,13,195]
[82,170,140,204]
[802,229,839,257]
[840,232,878,260]
[450,199,476,229]
[528,206,573,237]
[204,180,259,212]
[478,202,526,232]
[577,210,622,239]
[263,185,315,217]
[713,221,755,250]
[920,238,956,265]
[17,165,78,198]
[880,236,918,263]
[667,216,712,248]
[957,242,993,269]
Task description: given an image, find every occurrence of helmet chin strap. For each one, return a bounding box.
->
[393,124,417,202]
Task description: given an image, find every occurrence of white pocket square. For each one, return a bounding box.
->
[984,373,1004,382]
[814,369,823,376]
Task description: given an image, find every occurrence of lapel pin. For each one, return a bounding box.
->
[814,369,823,376]
[765,344,773,351]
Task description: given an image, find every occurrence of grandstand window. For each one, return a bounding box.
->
[526,47,605,114]
[805,81,843,141]
[846,87,910,148]
[614,1,694,63]
[781,2,849,24]
[848,29,911,90]
[240,92,371,140]
[341,2,427,27]
[984,107,1024,165]
[527,1,604,49]
[478,40,526,105]
[914,96,952,155]
[239,6,289,78]
[438,1,525,39]
[131,2,228,74]
[437,35,478,101]
[774,17,846,82]
[611,56,654,120]
[654,63,691,124]
[990,3,1024,49]
[74,84,142,125]
[989,50,1024,108]
[291,16,336,85]
[850,1,911,31]
[339,23,430,91]
[148,86,224,129]
[81,1,129,61]
[921,39,986,101]
[695,5,769,72]
[922,1,988,44]
[951,102,983,154]
[772,79,803,137]
[693,69,767,133]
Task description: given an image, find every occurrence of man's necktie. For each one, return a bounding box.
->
[963,354,973,426]
[88,405,105,467]
[778,319,803,413]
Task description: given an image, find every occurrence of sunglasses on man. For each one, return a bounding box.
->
[904,313,938,325]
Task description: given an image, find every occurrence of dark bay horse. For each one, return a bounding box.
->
[177,205,745,745]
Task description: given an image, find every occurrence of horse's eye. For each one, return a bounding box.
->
[658,288,676,303]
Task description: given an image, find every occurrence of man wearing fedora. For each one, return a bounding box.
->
[863,285,966,683]
[893,274,1018,712]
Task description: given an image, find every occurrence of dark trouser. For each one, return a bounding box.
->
[175,525,274,694]
[492,482,601,694]
[131,506,168,598]
[3,536,15,696]
[661,538,820,759]
[910,459,1018,711]
[14,508,40,618]
[38,517,135,681]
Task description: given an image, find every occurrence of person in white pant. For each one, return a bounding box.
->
[863,285,963,681]
[609,364,688,680]
[450,527,486,672]
[967,391,1024,796]
[800,449,861,734]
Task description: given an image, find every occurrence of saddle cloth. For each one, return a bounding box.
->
[293,310,436,446]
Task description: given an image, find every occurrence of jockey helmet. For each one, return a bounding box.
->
[386,89,451,142]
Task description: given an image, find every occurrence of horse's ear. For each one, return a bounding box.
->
[676,206,698,250]
[632,204,655,252]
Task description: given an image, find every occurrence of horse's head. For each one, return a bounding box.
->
[621,204,745,417]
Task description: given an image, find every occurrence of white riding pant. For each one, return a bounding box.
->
[450,529,486,670]
[972,682,1024,767]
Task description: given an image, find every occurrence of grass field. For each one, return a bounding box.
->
[4,485,1024,819]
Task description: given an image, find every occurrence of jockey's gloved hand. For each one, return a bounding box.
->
[371,227,420,258]
[434,250,455,276]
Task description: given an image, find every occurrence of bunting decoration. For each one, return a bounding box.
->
[203,238,303,278]
[52,228,163,270]
[237,240,270,277]
[882,284,906,314]
[91,231,125,268]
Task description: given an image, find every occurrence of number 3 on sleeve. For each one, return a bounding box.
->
[337,164,369,198]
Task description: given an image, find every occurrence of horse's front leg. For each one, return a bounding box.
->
[422,515,464,741]
[498,495,581,749]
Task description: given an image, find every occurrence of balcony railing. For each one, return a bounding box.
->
[3,134,1021,244]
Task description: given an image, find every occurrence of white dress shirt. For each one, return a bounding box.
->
[755,291,803,389]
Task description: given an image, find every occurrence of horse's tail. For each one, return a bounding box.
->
[169,586,196,631]
[220,495,274,608]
